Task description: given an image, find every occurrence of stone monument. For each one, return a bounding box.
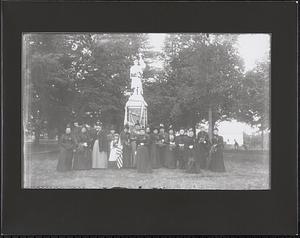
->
[124,54,148,128]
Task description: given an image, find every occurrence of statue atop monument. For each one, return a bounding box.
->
[130,53,146,95]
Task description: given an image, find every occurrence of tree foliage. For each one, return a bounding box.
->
[145,34,245,130]
[235,59,270,130]
[24,33,146,142]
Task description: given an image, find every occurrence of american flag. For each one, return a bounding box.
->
[116,139,123,169]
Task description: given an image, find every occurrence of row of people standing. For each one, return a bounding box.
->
[57,121,226,174]
[129,124,226,173]
[57,122,118,171]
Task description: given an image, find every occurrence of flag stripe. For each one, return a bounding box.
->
[116,145,123,169]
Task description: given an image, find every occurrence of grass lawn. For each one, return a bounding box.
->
[23,148,270,190]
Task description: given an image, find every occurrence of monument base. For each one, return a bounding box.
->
[124,94,148,129]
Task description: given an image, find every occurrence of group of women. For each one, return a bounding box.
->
[56,121,226,174]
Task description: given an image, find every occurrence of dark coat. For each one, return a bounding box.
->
[164,136,176,169]
[195,136,211,169]
[96,130,108,152]
[57,133,75,172]
[136,134,152,173]
[73,132,92,170]
[150,133,160,168]
[175,134,188,169]
[208,135,225,172]
[185,136,200,173]
[158,132,169,166]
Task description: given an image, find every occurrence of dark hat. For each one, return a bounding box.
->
[135,120,140,126]
[66,123,71,128]
[110,125,116,130]
[124,124,130,130]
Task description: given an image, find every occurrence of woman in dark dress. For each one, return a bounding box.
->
[120,124,132,168]
[185,129,200,173]
[73,126,93,170]
[175,128,187,169]
[164,133,176,169]
[130,123,140,168]
[150,127,160,169]
[136,128,152,173]
[158,124,169,167]
[208,128,226,172]
[196,131,211,169]
[57,125,75,172]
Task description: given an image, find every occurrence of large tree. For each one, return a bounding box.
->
[150,33,244,138]
[24,33,147,143]
[234,59,270,149]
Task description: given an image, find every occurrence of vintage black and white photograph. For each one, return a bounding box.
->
[22,33,270,189]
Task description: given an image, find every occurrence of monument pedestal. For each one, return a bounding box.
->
[124,94,148,128]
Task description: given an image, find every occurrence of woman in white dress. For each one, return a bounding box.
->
[92,122,108,169]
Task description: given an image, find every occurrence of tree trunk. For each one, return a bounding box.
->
[208,105,213,142]
[261,129,264,151]
[34,128,40,145]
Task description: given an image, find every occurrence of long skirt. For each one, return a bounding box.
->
[57,147,73,172]
[73,148,92,170]
[208,150,226,172]
[185,149,200,173]
[92,140,108,169]
[136,145,152,173]
[195,146,209,169]
[164,147,176,169]
[122,145,132,168]
[150,143,160,169]
[176,149,186,169]
[131,141,137,168]
[158,145,166,167]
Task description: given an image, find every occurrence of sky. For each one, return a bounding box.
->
[148,33,271,71]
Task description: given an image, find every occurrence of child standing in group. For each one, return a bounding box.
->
[108,133,123,169]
